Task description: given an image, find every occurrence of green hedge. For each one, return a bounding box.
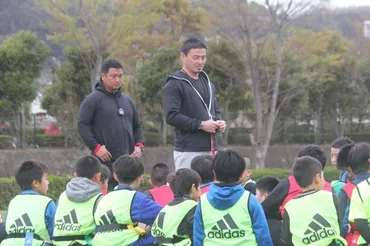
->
[0,135,13,149]
[25,134,65,147]
[0,168,342,210]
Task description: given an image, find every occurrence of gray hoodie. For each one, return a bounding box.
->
[66,177,101,202]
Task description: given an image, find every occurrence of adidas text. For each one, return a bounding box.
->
[302,228,336,244]
[9,228,35,234]
[152,226,165,238]
[54,223,81,232]
[208,230,246,239]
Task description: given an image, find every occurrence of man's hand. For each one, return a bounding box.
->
[96,145,112,162]
[200,120,219,133]
[131,146,142,158]
[216,120,227,133]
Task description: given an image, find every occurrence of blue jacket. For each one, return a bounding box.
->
[339,170,349,183]
[193,183,273,246]
[115,185,163,246]
[339,172,370,237]
[4,190,56,244]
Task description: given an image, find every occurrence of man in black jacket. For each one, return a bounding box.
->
[77,59,144,190]
[164,38,226,170]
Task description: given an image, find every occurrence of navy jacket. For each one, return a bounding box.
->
[77,80,144,161]
[163,70,221,152]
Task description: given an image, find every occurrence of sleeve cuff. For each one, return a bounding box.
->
[93,144,101,154]
[135,142,144,147]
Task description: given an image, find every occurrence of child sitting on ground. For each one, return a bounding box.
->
[145,162,174,206]
[282,156,346,246]
[53,156,102,246]
[152,168,201,245]
[190,155,214,194]
[337,142,370,245]
[92,155,162,246]
[255,176,284,246]
[1,160,56,246]
[193,150,272,245]
[263,145,333,220]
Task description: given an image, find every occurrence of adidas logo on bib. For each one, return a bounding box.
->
[9,213,35,233]
[55,209,81,231]
[207,214,245,239]
[302,213,336,244]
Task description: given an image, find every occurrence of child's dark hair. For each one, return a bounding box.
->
[114,155,144,183]
[150,162,170,187]
[293,156,323,188]
[169,168,201,197]
[297,145,327,169]
[256,176,279,195]
[213,150,245,183]
[191,155,214,184]
[331,137,354,149]
[100,164,111,183]
[15,160,49,190]
[181,38,207,55]
[337,142,370,174]
[75,156,101,179]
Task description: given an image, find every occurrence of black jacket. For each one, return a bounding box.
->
[77,80,144,162]
[163,70,221,152]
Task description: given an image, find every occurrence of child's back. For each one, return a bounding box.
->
[1,160,56,246]
[194,150,272,246]
[53,156,103,246]
[92,155,162,246]
[282,156,346,246]
[152,169,201,245]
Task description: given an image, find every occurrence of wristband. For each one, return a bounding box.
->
[94,144,101,154]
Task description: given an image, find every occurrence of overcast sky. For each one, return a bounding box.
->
[330,0,370,7]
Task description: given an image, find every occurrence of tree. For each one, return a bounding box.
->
[42,48,92,147]
[136,48,180,145]
[38,0,165,91]
[204,39,251,144]
[208,0,315,168]
[0,31,51,147]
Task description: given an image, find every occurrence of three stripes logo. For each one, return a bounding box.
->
[55,209,81,231]
[9,213,35,233]
[302,214,336,244]
[207,213,246,239]
[98,209,120,233]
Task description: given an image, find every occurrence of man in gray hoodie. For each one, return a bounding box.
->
[53,156,103,246]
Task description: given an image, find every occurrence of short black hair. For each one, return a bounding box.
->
[150,162,170,186]
[213,150,245,183]
[75,156,101,179]
[293,156,323,188]
[191,155,214,184]
[101,59,124,74]
[169,168,201,197]
[100,165,111,182]
[297,145,327,169]
[347,142,370,174]
[331,137,354,149]
[336,144,354,170]
[256,176,279,195]
[15,160,49,190]
[113,155,144,184]
[181,38,207,55]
